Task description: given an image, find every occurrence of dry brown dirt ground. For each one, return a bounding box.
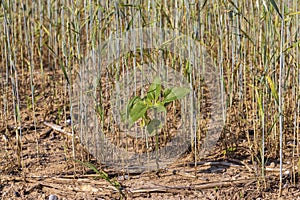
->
[1,71,300,200]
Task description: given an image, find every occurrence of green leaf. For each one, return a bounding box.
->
[59,62,70,85]
[269,0,282,19]
[124,96,142,123]
[128,96,140,107]
[153,102,167,113]
[147,118,162,135]
[74,159,109,180]
[147,76,161,102]
[126,96,140,114]
[74,159,123,195]
[128,99,148,126]
[163,88,172,98]
[163,86,190,104]
[255,88,264,117]
[266,75,279,104]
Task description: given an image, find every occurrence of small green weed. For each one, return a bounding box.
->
[74,159,125,198]
[123,76,190,135]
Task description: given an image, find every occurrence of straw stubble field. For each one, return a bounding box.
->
[0,65,299,199]
[1,0,300,199]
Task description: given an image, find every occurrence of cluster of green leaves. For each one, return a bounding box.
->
[123,76,190,135]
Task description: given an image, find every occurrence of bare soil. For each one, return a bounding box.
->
[1,70,300,200]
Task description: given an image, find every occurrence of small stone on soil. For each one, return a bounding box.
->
[49,194,58,200]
